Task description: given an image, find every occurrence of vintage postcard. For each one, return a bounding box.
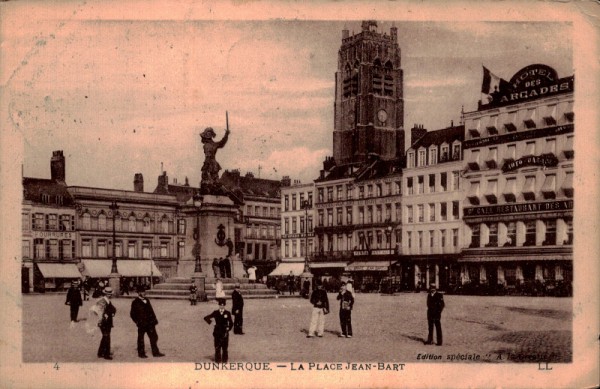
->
[0,1,598,388]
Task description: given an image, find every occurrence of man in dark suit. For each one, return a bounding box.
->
[425,283,445,346]
[97,287,116,360]
[224,256,232,278]
[204,298,234,362]
[65,280,83,325]
[231,284,244,334]
[130,286,165,358]
[307,280,329,338]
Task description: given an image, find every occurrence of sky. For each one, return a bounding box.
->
[2,5,573,191]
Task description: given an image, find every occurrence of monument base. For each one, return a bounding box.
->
[109,273,121,297]
[192,272,207,302]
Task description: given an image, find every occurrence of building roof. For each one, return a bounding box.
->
[219,170,281,201]
[315,158,402,184]
[409,125,465,150]
[23,177,75,206]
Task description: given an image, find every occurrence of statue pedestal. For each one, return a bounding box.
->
[177,194,239,279]
[231,254,245,280]
[109,273,121,297]
[192,272,207,302]
[300,270,314,297]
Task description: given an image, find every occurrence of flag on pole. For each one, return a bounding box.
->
[481,66,502,103]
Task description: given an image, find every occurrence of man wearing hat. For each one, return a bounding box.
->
[307,280,329,338]
[97,287,116,360]
[130,286,165,358]
[204,299,234,363]
[231,284,244,335]
[425,283,445,346]
[65,280,83,326]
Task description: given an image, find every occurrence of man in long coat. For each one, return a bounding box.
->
[130,286,165,358]
[231,284,244,334]
[65,280,83,325]
[425,283,445,346]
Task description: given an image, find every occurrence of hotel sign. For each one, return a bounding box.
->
[501,154,558,173]
[464,200,573,218]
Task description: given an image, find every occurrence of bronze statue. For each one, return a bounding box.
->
[200,127,229,187]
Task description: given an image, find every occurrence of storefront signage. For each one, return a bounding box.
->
[32,231,73,239]
[501,154,559,172]
[282,232,314,239]
[464,200,573,218]
[352,249,393,256]
[481,64,573,109]
[463,124,573,149]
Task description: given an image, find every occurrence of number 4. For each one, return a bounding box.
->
[54,363,59,370]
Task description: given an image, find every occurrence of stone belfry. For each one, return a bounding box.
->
[333,20,405,165]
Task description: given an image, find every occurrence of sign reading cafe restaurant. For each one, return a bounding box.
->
[502,154,559,173]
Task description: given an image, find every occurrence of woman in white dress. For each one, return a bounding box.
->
[215,279,226,299]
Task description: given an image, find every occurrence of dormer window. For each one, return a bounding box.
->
[41,194,50,204]
[407,151,415,168]
[418,149,426,167]
[452,143,461,160]
[429,146,437,165]
[440,145,449,162]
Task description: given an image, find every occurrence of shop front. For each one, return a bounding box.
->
[345,260,391,293]
[80,259,162,293]
[309,262,348,292]
[35,262,82,292]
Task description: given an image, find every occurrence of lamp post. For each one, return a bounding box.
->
[386,225,393,294]
[193,194,203,273]
[301,200,311,273]
[109,201,119,274]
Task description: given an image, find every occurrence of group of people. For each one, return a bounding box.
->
[212,257,232,279]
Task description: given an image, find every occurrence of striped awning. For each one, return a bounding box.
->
[81,259,162,278]
[310,262,348,269]
[36,263,82,279]
[269,262,305,276]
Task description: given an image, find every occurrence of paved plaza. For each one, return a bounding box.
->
[22,292,572,363]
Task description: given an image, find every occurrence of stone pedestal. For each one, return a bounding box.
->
[300,270,314,297]
[231,254,245,280]
[109,273,121,297]
[192,272,207,302]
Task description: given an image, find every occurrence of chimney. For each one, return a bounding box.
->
[50,150,66,182]
[281,176,291,187]
[390,25,398,41]
[342,26,349,40]
[134,173,144,192]
[185,176,189,186]
[157,171,168,193]
[411,124,427,145]
[245,172,254,179]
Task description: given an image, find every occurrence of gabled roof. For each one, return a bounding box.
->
[219,170,281,200]
[315,158,403,183]
[408,125,464,151]
[23,177,74,206]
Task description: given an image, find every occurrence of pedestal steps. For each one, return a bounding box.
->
[145,277,284,300]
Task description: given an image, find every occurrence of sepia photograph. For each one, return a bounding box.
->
[1,1,598,388]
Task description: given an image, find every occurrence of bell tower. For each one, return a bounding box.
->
[333,21,405,165]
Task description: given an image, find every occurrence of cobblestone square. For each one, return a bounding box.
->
[22,292,571,364]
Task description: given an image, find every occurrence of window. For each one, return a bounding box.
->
[418,150,426,166]
[376,184,382,197]
[441,173,448,191]
[485,179,498,204]
[524,221,537,246]
[467,150,480,171]
[128,216,136,232]
[541,174,557,199]
[452,201,460,220]
[452,171,460,191]
[33,213,44,230]
[292,218,297,233]
[98,213,107,230]
[48,239,58,259]
[407,177,414,195]
[337,208,343,225]
[178,219,186,234]
[337,186,343,200]
[358,207,364,224]
[292,194,297,210]
[395,203,401,222]
[545,139,556,155]
[429,203,435,222]
[346,185,353,199]
[487,223,498,247]
[429,147,437,165]
[562,172,574,198]
[504,222,516,246]
[524,141,536,157]
[429,230,434,248]
[565,218,573,244]
[386,182,392,196]
[255,206,261,216]
[564,136,574,159]
[318,210,324,227]
[263,207,268,217]
[467,181,481,205]
[441,202,447,221]
[376,231,383,248]
[115,241,122,257]
[82,213,91,230]
[385,204,391,221]
[395,229,402,246]
[376,205,382,223]
[143,217,151,233]
[346,207,352,225]
[160,242,168,258]
[418,176,424,194]
[284,218,289,234]
[504,144,516,164]
[327,209,333,226]
[544,219,557,246]
[128,242,136,258]
[407,231,412,249]
[161,217,169,233]
[261,225,267,238]
[367,185,373,198]
[318,189,324,203]
[523,176,536,201]
[327,187,333,202]
[440,146,449,161]
[441,230,447,248]
[292,241,297,257]
[359,186,365,199]
[418,204,424,223]
[97,240,107,258]
[366,206,373,223]
[429,174,435,193]
[61,240,72,259]
[452,229,459,247]
[469,224,480,248]
[418,231,423,250]
[22,240,30,258]
[407,152,415,168]
[485,147,498,169]
[453,144,461,160]
[300,240,306,257]
[300,217,305,234]
[178,241,185,258]
[46,214,57,230]
[82,240,92,258]
[406,205,413,223]
[34,238,44,259]
[395,181,402,195]
[22,213,30,231]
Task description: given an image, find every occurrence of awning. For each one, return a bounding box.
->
[310,262,348,269]
[346,261,390,272]
[36,263,82,279]
[81,259,162,278]
[459,255,571,263]
[268,262,305,276]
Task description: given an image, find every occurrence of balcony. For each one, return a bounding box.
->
[310,250,353,262]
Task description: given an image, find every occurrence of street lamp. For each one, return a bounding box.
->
[301,199,311,273]
[109,201,119,274]
[193,194,203,273]
[386,225,393,294]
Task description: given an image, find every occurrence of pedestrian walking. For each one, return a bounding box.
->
[189,283,198,306]
[247,266,257,284]
[65,280,83,326]
[224,256,232,278]
[287,271,295,295]
[307,280,329,338]
[218,257,226,278]
[204,298,234,363]
[215,279,226,299]
[95,287,116,360]
[130,286,165,358]
[424,283,444,346]
[82,277,90,301]
[336,282,354,338]
[212,258,220,278]
[231,284,244,334]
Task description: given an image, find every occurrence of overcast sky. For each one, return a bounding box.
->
[3,7,573,191]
